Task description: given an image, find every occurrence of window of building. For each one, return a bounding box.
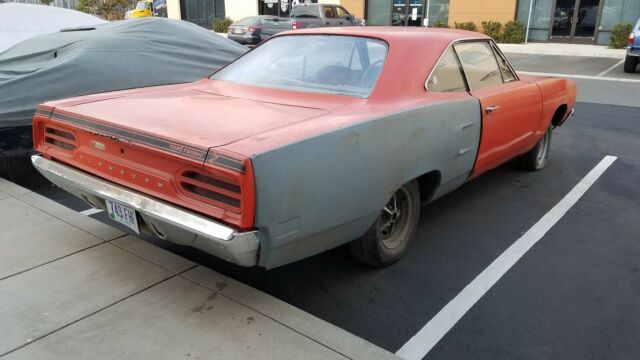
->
[426,48,467,93]
[454,42,503,91]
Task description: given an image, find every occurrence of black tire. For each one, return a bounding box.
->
[518,124,552,171]
[349,180,421,267]
[624,55,638,73]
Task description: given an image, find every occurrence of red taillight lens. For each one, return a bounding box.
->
[292,22,300,30]
[178,150,255,229]
[44,126,77,151]
[630,32,635,44]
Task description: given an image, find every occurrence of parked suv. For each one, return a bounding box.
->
[261,4,363,38]
[625,18,640,73]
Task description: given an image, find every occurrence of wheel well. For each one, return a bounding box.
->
[551,104,568,127]
[416,171,441,204]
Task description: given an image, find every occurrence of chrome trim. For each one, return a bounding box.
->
[31,155,259,267]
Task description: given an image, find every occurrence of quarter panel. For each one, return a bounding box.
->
[250,97,481,268]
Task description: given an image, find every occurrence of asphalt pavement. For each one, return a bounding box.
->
[4,53,640,359]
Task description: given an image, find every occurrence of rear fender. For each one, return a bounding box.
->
[250,97,481,268]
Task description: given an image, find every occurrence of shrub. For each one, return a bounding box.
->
[501,20,525,44]
[213,17,233,33]
[432,20,449,28]
[481,21,502,41]
[609,23,633,49]
[454,22,477,32]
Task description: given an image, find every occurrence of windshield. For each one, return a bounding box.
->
[136,1,149,10]
[211,35,388,98]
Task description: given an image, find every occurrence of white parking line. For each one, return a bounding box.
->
[396,155,617,360]
[518,71,640,83]
[596,59,625,77]
[80,208,103,216]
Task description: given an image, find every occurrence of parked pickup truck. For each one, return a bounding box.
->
[261,4,363,38]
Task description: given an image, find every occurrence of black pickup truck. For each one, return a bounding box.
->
[261,4,363,38]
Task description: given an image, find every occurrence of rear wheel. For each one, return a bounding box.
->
[518,124,552,171]
[624,55,638,73]
[349,180,421,267]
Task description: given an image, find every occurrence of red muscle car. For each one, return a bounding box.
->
[31,27,576,268]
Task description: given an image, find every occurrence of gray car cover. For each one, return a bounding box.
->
[0,17,247,129]
[0,3,108,53]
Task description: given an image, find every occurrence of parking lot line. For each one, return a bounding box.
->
[518,71,640,83]
[80,208,103,216]
[596,59,625,77]
[395,155,617,360]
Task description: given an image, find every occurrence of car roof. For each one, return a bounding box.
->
[279,26,488,46]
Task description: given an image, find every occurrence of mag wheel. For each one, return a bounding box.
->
[349,180,420,267]
[518,124,552,171]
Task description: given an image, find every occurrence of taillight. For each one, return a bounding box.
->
[247,25,262,32]
[630,32,636,44]
[44,125,77,151]
[179,170,242,210]
[292,22,300,30]
[179,150,255,228]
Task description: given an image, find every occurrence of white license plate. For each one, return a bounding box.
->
[105,199,139,234]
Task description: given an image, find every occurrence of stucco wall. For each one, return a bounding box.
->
[225,0,259,21]
[448,0,516,28]
[167,0,181,19]
[340,0,365,19]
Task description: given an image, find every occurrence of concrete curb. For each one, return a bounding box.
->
[0,178,398,359]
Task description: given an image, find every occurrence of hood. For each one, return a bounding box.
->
[52,86,328,152]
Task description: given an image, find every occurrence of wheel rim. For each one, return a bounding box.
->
[536,131,550,164]
[379,187,411,249]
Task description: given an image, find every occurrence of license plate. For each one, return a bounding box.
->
[105,199,139,234]
[234,28,243,34]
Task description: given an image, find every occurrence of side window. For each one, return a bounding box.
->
[323,6,336,18]
[492,45,517,82]
[336,6,349,18]
[427,48,467,93]
[454,41,503,90]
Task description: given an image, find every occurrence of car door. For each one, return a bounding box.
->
[454,40,542,176]
[321,5,340,26]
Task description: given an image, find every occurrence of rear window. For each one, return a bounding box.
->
[211,35,388,98]
[235,17,259,26]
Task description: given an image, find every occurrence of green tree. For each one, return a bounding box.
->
[609,23,633,49]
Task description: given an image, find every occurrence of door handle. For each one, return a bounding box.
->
[486,105,500,113]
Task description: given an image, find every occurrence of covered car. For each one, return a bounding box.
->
[0,3,107,53]
[0,17,246,177]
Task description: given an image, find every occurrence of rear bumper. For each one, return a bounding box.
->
[628,48,640,57]
[227,33,260,45]
[31,155,259,267]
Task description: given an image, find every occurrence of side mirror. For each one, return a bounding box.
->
[345,14,354,21]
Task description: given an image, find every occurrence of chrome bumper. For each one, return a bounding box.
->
[31,155,259,267]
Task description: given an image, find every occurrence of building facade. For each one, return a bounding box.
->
[166,0,640,45]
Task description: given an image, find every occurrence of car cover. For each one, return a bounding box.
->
[0,17,247,130]
[0,3,108,53]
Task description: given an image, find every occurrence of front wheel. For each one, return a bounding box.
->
[349,180,421,267]
[518,124,552,171]
[624,55,638,73]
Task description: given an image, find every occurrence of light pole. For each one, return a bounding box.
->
[525,0,535,43]
[425,0,431,27]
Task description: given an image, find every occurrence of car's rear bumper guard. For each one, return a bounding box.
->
[31,155,259,267]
